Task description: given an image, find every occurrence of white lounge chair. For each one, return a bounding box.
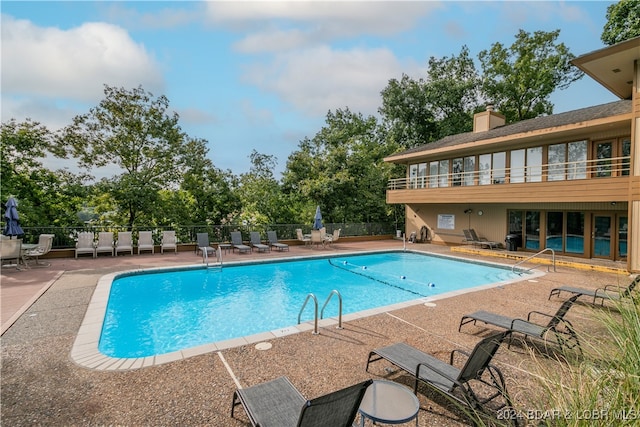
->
[325,229,341,246]
[161,230,177,254]
[115,231,134,256]
[137,231,155,254]
[296,229,311,247]
[95,232,115,257]
[75,232,96,258]
[0,238,23,270]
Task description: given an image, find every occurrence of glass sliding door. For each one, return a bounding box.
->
[593,215,613,258]
[546,211,563,251]
[566,212,585,255]
[525,211,540,250]
[618,216,628,258]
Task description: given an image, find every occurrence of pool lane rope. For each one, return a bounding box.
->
[327,259,428,298]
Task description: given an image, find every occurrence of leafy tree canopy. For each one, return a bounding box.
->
[601,0,640,45]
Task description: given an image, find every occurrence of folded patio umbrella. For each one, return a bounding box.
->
[3,197,24,238]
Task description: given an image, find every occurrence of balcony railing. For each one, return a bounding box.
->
[9,222,395,249]
[388,156,631,190]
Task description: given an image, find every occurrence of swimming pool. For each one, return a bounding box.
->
[97,251,525,359]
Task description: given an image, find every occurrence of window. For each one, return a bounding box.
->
[463,156,475,186]
[622,138,631,176]
[566,212,584,254]
[594,141,613,177]
[492,152,506,184]
[525,211,540,250]
[567,141,587,180]
[417,163,427,188]
[452,158,463,186]
[409,164,418,189]
[479,154,491,185]
[439,160,449,187]
[526,147,543,182]
[429,161,439,188]
[548,143,566,181]
[510,149,525,183]
[546,211,564,251]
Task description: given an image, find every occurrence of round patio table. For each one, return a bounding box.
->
[358,380,419,426]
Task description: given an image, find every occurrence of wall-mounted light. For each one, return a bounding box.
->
[611,202,617,206]
[477,210,484,216]
[464,209,473,214]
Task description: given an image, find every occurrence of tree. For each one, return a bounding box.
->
[478,29,583,123]
[58,85,188,227]
[1,119,88,228]
[601,0,640,45]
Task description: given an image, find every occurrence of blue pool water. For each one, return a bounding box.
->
[100,251,522,358]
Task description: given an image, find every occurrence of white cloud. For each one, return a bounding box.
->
[1,15,164,117]
[243,45,411,116]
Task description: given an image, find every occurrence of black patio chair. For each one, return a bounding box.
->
[366,331,515,424]
[231,376,372,427]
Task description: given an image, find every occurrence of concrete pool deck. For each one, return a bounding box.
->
[1,240,633,425]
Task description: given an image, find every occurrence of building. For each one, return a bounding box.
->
[384,37,640,273]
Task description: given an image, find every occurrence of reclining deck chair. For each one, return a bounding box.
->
[95,232,115,257]
[249,231,270,252]
[231,376,372,427]
[0,238,23,270]
[230,231,251,253]
[325,228,341,247]
[296,228,311,247]
[459,295,581,353]
[195,232,215,256]
[137,231,154,254]
[366,331,514,422]
[549,275,639,305]
[161,230,177,254]
[468,229,500,249]
[25,234,54,267]
[115,231,133,256]
[267,230,289,251]
[75,232,96,258]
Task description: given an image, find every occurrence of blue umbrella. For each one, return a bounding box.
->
[313,205,323,230]
[3,197,24,238]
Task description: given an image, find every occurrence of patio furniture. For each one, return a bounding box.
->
[196,232,215,257]
[549,275,639,305]
[137,231,155,255]
[468,229,500,249]
[230,231,250,253]
[358,380,420,426]
[161,230,177,254]
[249,231,270,252]
[24,234,54,267]
[95,232,115,257]
[115,232,134,256]
[267,231,289,251]
[366,331,514,422]
[75,232,96,258]
[231,376,372,427]
[459,295,581,353]
[0,238,23,270]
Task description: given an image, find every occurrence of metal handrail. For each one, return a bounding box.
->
[320,290,343,329]
[298,293,319,334]
[512,248,556,274]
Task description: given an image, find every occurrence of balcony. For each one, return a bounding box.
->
[387,156,631,204]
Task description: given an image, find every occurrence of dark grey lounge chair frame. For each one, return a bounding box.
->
[249,231,270,253]
[366,331,514,423]
[230,231,251,253]
[195,232,215,256]
[231,376,372,427]
[459,295,581,353]
[549,275,639,305]
[267,230,289,251]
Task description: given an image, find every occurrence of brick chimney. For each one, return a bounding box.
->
[473,104,505,133]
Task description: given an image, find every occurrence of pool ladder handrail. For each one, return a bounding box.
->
[320,289,343,329]
[202,246,223,268]
[298,293,319,335]
[512,248,556,274]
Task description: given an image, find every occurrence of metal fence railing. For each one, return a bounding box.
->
[13,222,396,249]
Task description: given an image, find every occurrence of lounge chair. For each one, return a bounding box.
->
[468,229,500,249]
[296,228,311,247]
[115,232,133,256]
[366,331,514,421]
[161,230,177,254]
[95,232,115,257]
[267,230,289,251]
[231,376,372,427]
[75,232,96,258]
[0,238,23,270]
[459,295,581,353]
[24,234,54,267]
[137,231,154,254]
[230,231,251,253]
[195,232,215,257]
[548,275,639,305]
[249,231,270,252]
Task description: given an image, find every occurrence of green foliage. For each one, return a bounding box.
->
[601,0,640,46]
[58,85,189,227]
[478,29,583,123]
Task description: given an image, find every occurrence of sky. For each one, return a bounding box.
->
[1,1,619,178]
